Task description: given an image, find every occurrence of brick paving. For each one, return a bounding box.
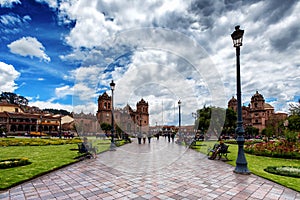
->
[1,138,299,199]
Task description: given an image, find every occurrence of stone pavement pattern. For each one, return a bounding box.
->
[1,139,300,200]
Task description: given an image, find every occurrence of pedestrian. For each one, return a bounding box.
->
[171,132,175,142]
[167,132,171,142]
[137,132,142,144]
[147,132,152,143]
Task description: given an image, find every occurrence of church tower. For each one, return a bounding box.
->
[96,92,112,124]
[250,91,266,131]
[228,96,237,112]
[136,98,149,132]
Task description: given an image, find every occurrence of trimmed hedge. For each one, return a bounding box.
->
[264,166,300,178]
[0,158,31,169]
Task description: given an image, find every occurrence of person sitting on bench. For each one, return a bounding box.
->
[82,137,97,158]
[208,139,227,160]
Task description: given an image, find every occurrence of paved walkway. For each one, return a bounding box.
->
[1,138,300,200]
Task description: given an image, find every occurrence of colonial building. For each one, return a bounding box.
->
[73,112,100,135]
[96,92,149,135]
[0,101,61,136]
[228,91,287,133]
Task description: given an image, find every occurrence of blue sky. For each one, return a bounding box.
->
[0,0,299,126]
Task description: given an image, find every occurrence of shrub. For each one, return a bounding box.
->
[0,158,31,169]
[264,166,300,178]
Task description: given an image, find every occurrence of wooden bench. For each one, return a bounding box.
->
[207,143,230,160]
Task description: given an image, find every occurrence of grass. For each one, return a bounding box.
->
[0,137,111,190]
[2,138,299,192]
[192,141,300,192]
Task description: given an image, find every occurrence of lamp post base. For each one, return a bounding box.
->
[109,142,116,151]
[234,165,251,175]
[234,135,250,175]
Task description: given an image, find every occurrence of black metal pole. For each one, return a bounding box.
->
[59,116,62,139]
[179,104,181,131]
[110,89,116,150]
[234,46,250,174]
[177,102,182,144]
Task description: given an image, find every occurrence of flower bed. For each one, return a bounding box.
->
[244,139,300,159]
[0,158,31,169]
[264,166,300,178]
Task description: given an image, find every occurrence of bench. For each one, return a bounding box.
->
[78,142,97,159]
[207,143,230,160]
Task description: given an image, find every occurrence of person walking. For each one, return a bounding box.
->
[171,132,175,142]
[147,132,152,143]
[137,132,142,144]
[167,132,171,142]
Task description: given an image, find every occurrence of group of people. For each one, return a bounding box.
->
[136,132,152,144]
[136,131,177,144]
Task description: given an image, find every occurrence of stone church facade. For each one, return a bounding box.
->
[228,91,287,133]
[96,92,149,135]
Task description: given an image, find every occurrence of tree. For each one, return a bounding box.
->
[287,115,300,131]
[245,126,259,138]
[287,100,300,132]
[222,108,237,136]
[43,108,71,115]
[115,124,122,139]
[195,106,235,139]
[289,99,300,116]
[100,123,112,136]
[0,92,28,106]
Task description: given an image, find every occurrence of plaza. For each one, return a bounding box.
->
[1,138,299,200]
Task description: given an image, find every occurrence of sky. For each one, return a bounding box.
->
[0,0,299,127]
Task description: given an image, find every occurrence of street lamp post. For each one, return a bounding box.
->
[177,100,182,143]
[231,25,250,174]
[110,80,116,151]
[178,100,181,130]
[40,115,43,137]
[59,115,62,139]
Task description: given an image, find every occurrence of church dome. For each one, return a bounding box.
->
[228,96,237,104]
[251,91,264,101]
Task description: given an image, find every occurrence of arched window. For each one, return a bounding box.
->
[104,102,107,109]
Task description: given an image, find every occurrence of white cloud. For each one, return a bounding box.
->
[35,0,57,9]
[7,37,51,62]
[0,61,20,92]
[55,85,73,99]
[0,0,20,8]
[55,0,300,125]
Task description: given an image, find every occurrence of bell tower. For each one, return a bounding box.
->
[228,96,237,112]
[136,98,149,131]
[250,91,266,131]
[97,92,112,124]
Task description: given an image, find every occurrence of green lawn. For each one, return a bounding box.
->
[0,138,111,190]
[193,141,300,192]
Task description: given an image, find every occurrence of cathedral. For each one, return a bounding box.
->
[96,92,149,135]
[228,91,287,133]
